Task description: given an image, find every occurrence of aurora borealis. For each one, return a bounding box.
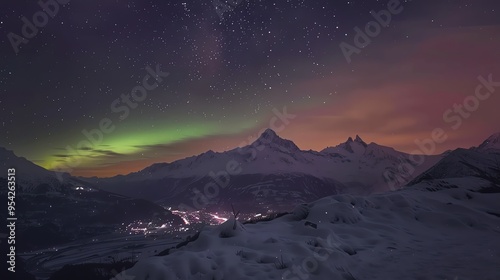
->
[1,0,499,177]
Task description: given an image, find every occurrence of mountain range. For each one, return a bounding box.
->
[77,129,499,212]
[3,130,499,214]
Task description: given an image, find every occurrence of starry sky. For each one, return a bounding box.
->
[1,0,499,177]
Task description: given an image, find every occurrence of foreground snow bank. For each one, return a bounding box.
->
[113,177,500,280]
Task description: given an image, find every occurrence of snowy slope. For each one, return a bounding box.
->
[410,135,500,186]
[112,177,500,280]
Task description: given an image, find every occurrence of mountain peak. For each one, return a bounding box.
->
[343,135,367,148]
[0,147,19,160]
[253,128,300,152]
[477,132,500,151]
[260,128,278,139]
[0,146,13,153]
[354,135,367,147]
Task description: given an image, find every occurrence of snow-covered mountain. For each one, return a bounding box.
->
[476,132,500,152]
[318,133,442,191]
[0,147,82,192]
[410,134,500,185]
[83,129,442,211]
[98,129,439,182]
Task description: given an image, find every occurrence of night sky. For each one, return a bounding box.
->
[1,0,499,177]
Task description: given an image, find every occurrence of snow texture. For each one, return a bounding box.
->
[113,177,500,280]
